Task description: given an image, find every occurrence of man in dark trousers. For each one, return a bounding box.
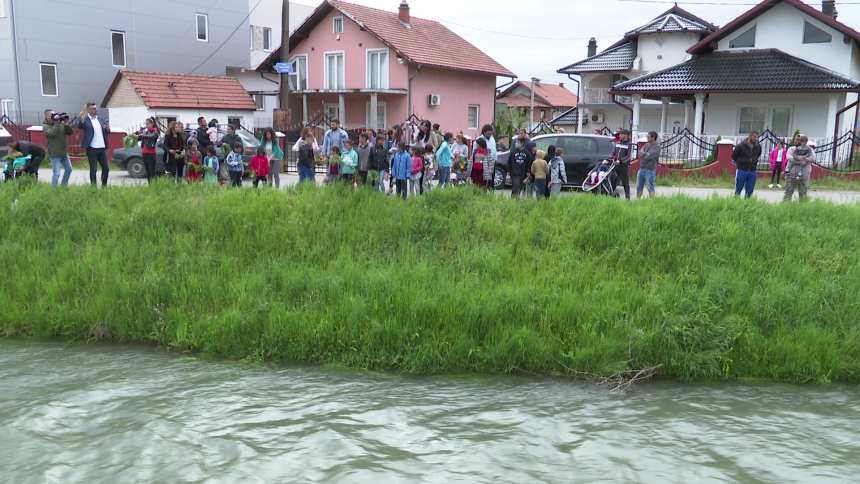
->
[4,137,46,178]
[77,103,111,186]
[610,129,635,199]
[507,136,534,199]
[196,117,212,151]
[732,130,762,199]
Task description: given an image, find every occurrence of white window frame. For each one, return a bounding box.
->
[324,51,345,91]
[737,105,793,136]
[196,13,209,42]
[366,48,389,89]
[0,1,5,18]
[40,63,58,97]
[263,27,272,52]
[366,101,387,131]
[290,54,308,91]
[111,30,126,68]
[468,105,479,130]
[1,99,15,122]
[728,24,756,49]
[802,21,832,44]
[333,16,344,34]
[252,93,265,111]
[250,26,254,50]
[325,103,340,121]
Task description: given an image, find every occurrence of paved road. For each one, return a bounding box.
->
[34,168,860,204]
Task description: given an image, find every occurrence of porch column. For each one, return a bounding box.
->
[370,92,378,131]
[825,93,840,140]
[694,93,706,137]
[302,94,309,124]
[683,100,693,132]
[632,94,642,139]
[338,94,346,124]
[577,81,584,134]
[660,97,670,135]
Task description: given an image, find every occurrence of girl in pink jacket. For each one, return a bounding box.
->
[769,140,787,189]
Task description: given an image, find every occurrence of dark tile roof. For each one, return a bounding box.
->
[612,49,860,93]
[558,42,637,74]
[550,107,578,125]
[628,13,713,36]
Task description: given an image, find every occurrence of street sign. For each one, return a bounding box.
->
[275,62,293,74]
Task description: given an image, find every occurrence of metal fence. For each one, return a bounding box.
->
[658,128,715,169]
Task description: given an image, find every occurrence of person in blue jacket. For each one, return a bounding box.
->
[391,142,411,200]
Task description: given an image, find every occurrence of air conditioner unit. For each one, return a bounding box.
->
[591,114,604,123]
[428,94,441,106]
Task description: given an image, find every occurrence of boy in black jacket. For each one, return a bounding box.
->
[508,136,534,199]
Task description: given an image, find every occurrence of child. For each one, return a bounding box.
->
[588,160,614,185]
[468,138,488,188]
[409,146,424,197]
[769,140,786,189]
[423,143,436,192]
[297,133,316,184]
[3,153,29,182]
[327,146,342,184]
[391,142,411,200]
[206,119,219,146]
[531,150,549,199]
[250,147,270,188]
[341,139,358,185]
[226,141,245,187]
[549,148,567,197]
[202,145,220,185]
[185,138,203,183]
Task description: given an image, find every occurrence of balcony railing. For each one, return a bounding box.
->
[582,88,631,105]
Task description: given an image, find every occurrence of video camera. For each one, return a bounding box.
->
[52,112,70,122]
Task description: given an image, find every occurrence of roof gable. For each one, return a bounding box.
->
[103,71,259,111]
[626,5,717,37]
[498,81,579,107]
[260,0,515,78]
[611,48,860,93]
[558,42,637,74]
[689,0,860,54]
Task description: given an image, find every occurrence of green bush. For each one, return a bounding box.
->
[2,181,860,383]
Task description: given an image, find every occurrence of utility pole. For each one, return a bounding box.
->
[530,77,539,132]
[274,0,291,132]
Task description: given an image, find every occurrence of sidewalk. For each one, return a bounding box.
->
[34,168,860,204]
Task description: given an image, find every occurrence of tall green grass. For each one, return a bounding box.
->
[2,180,860,383]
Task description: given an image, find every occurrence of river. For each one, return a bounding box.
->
[1,340,858,483]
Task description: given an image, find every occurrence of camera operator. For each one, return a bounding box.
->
[77,102,111,186]
[4,137,46,178]
[43,109,74,188]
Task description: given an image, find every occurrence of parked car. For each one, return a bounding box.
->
[111,128,262,178]
[493,134,618,189]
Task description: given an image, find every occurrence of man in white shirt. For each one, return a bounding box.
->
[78,103,111,186]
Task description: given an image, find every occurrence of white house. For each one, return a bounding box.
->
[558,5,717,135]
[102,71,259,134]
[611,0,860,141]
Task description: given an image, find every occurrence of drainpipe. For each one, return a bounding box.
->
[10,0,24,122]
[260,72,279,85]
[612,94,634,128]
[407,63,422,119]
[495,76,515,96]
[566,73,581,133]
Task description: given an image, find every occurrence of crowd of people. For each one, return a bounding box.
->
[732,130,816,201]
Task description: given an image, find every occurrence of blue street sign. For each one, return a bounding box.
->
[275,62,293,74]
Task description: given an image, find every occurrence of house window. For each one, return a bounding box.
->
[263,27,272,51]
[325,103,339,121]
[803,21,832,44]
[196,13,209,42]
[325,52,345,90]
[290,55,308,90]
[155,117,177,131]
[738,107,766,134]
[228,117,243,129]
[1,99,15,123]
[468,105,479,130]
[770,107,792,137]
[366,101,387,131]
[611,74,629,87]
[367,49,389,89]
[333,16,344,34]
[40,63,58,97]
[738,106,793,136]
[729,25,755,48]
[111,31,126,67]
[252,94,265,111]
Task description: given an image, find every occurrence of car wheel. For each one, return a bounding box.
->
[494,168,506,189]
[126,157,145,178]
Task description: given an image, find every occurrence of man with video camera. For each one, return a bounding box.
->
[43,109,74,188]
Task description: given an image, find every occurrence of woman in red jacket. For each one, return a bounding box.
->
[135,117,160,183]
[769,140,787,189]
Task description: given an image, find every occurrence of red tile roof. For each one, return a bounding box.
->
[511,81,579,108]
[497,93,551,109]
[260,0,515,78]
[103,70,259,111]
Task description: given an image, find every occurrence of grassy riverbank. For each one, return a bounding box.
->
[2,180,859,383]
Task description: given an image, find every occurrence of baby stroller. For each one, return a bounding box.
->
[582,161,619,196]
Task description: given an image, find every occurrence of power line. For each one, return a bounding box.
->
[189,0,262,74]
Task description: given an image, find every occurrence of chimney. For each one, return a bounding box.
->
[559,83,564,89]
[399,1,410,24]
[822,1,837,19]
[587,38,597,58]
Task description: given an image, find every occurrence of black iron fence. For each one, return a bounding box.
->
[658,128,715,169]
[814,131,860,172]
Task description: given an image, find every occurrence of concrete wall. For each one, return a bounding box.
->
[704,92,844,138]
[410,66,496,139]
[249,0,315,69]
[5,0,250,125]
[637,32,699,72]
[0,0,16,121]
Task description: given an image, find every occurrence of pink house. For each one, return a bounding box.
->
[258,0,516,139]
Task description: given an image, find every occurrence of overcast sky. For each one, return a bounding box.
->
[293,0,860,90]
